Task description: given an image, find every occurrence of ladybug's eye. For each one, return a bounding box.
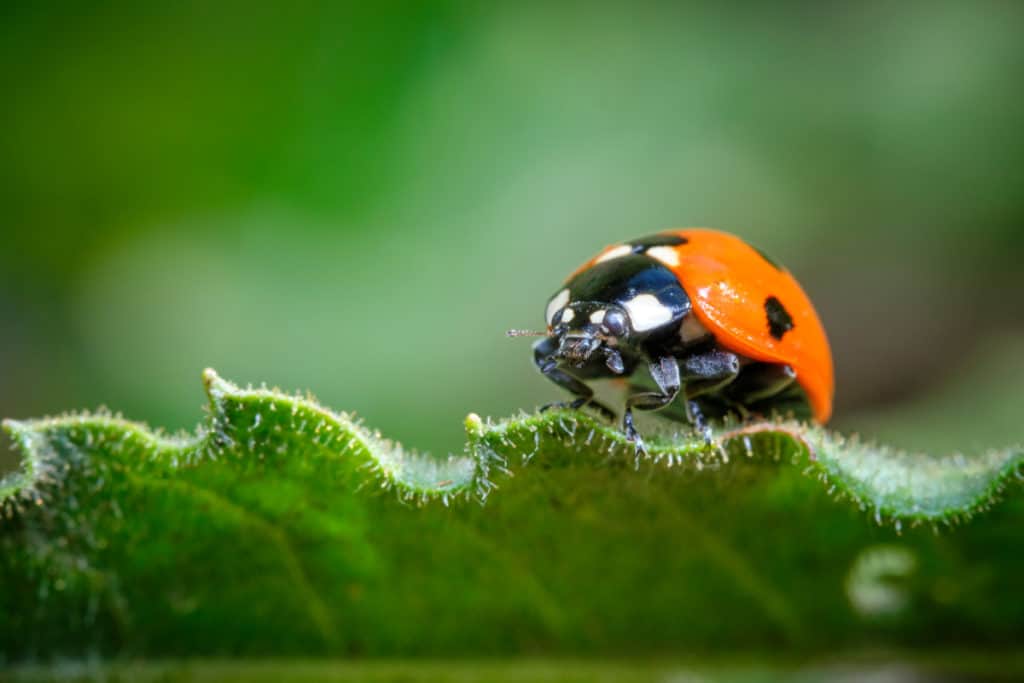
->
[602,309,628,337]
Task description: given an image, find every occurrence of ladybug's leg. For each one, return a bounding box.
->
[725,363,796,406]
[623,356,681,456]
[680,350,741,397]
[684,401,710,442]
[728,363,812,421]
[533,338,616,421]
[678,350,741,441]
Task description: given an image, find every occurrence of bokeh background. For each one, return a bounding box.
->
[2,1,1023,474]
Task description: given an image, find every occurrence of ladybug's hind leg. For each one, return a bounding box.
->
[724,363,796,421]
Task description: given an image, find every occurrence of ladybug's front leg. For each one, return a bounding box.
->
[623,356,681,457]
[532,337,616,421]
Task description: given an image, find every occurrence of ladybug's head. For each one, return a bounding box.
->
[509,254,690,373]
[508,297,632,372]
[546,300,630,367]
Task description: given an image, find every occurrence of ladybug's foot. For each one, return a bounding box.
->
[622,408,648,460]
[687,400,714,446]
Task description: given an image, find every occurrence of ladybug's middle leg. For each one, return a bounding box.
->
[679,350,741,441]
[623,356,681,456]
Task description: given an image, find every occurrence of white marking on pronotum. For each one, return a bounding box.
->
[589,309,606,324]
[594,244,633,264]
[646,245,679,267]
[546,288,570,325]
[622,294,672,332]
[561,308,575,323]
[679,314,710,343]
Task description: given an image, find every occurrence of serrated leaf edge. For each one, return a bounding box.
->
[2,369,1022,529]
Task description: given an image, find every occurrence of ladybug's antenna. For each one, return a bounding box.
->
[506,328,548,338]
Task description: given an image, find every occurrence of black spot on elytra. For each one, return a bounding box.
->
[752,244,784,271]
[631,233,688,253]
[764,296,794,340]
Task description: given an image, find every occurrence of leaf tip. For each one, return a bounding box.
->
[464,413,485,440]
[202,367,236,399]
[201,367,219,390]
[1,418,26,440]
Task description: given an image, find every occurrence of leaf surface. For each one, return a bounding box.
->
[2,369,1022,657]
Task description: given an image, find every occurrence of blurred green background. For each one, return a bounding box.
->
[2,0,1023,472]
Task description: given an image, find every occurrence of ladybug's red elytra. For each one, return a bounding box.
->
[511,228,834,453]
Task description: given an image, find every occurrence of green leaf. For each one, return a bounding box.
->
[10,655,1024,683]
[2,369,1022,659]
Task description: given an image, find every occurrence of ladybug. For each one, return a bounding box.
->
[510,228,833,453]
